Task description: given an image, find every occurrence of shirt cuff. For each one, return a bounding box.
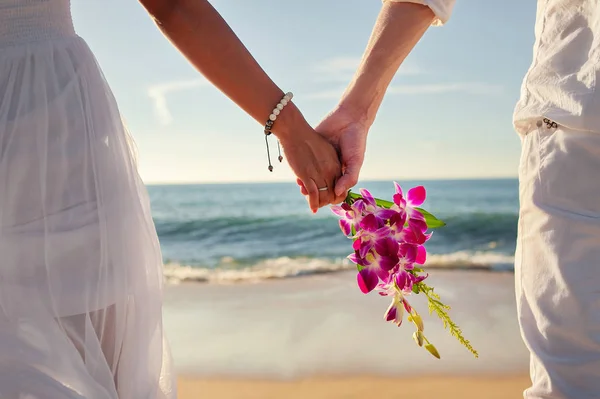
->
[382,0,455,26]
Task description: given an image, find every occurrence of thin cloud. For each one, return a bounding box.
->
[306,82,503,100]
[312,56,421,82]
[147,78,209,125]
[387,82,504,95]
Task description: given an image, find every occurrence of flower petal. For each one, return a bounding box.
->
[374,237,399,257]
[384,301,397,322]
[357,269,379,293]
[407,186,426,206]
[416,245,427,265]
[379,255,399,272]
[359,188,376,206]
[393,182,404,197]
[339,219,352,236]
[359,213,380,232]
[352,200,366,214]
[358,241,371,259]
[393,193,406,208]
[399,244,418,264]
[376,209,398,221]
[330,205,346,217]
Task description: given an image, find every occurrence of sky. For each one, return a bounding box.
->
[71,1,537,184]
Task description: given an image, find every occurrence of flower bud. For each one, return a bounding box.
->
[412,331,424,347]
[425,343,440,359]
[411,313,424,332]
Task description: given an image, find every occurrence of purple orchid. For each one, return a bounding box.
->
[359,188,400,222]
[329,182,474,360]
[350,244,398,294]
[384,292,412,327]
[331,201,365,236]
[392,183,430,233]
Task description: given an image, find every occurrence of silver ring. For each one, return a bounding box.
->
[318,187,328,192]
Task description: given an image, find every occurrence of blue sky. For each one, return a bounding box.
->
[71,1,537,184]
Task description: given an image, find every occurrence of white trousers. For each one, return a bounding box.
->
[517,121,600,398]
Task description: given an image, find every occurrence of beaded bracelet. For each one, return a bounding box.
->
[264,92,293,172]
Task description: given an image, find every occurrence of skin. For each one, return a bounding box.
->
[138,0,344,212]
[298,2,435,198]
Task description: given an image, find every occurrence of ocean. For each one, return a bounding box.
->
[149,178,519,284]
[158,179,529,376]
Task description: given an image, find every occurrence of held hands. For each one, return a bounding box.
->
[278,121,343,213]
[297,106,369,204]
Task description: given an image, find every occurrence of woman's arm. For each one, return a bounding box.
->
[138,0,344,210]
[139,0,301,138]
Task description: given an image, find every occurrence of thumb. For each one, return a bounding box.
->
[335,165,359,197]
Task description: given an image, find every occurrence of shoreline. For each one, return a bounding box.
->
[176,374,530,399]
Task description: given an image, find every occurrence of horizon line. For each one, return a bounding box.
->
[144,176,518,186]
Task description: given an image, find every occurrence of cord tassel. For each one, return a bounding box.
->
[277,140,283,162]
[265,134,273,172]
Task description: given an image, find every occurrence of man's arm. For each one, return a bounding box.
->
[305,1,455,196]
[339,2,438,127]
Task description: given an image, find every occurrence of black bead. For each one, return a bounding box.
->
[278,155,283,162]
[268,165,273,172]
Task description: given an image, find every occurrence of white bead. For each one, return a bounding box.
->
[283,95,290,101]
[276,103,284,110]
[286,92,293,100]
[269,114,277,121]
[280,98,288,106]
[272,108,280,116]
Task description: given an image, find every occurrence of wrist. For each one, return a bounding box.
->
[337,81,384,129]
[268,101,308,143]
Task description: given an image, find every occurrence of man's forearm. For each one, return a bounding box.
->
[139,0,306,139]
[339,3,435,127]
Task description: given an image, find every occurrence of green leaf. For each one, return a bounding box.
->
[346,191,446,229]
[414,207,446,229]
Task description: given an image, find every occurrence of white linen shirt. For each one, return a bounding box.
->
[384,0,600,135]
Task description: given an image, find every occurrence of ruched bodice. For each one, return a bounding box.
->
[0,0,75,47]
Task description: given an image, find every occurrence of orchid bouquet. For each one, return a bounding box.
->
[332,183,478,359]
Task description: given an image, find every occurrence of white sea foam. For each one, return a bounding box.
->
[163,251,515,284]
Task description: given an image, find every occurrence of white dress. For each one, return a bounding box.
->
[0,1,175,398]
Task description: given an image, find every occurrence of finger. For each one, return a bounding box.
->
[296,178,309,195]
[330,174,346,205]
[332,185,347,204]
[316,180,333,209]
[334,166,359,197]
[303,178,320,213]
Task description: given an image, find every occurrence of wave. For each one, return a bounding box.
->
[163,251,515,284]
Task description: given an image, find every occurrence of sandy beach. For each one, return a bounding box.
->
[176,375,530,398]
[164,270,529,398]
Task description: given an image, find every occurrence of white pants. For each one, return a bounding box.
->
[517,121,600,398]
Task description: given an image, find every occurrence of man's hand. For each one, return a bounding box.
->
[297,106,368,203]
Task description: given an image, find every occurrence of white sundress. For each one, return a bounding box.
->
[0,1,175,397]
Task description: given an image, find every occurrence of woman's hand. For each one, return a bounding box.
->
[297,106,369,201]
[277,117,343,213]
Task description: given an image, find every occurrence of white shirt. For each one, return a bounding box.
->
[385,0,600,135]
